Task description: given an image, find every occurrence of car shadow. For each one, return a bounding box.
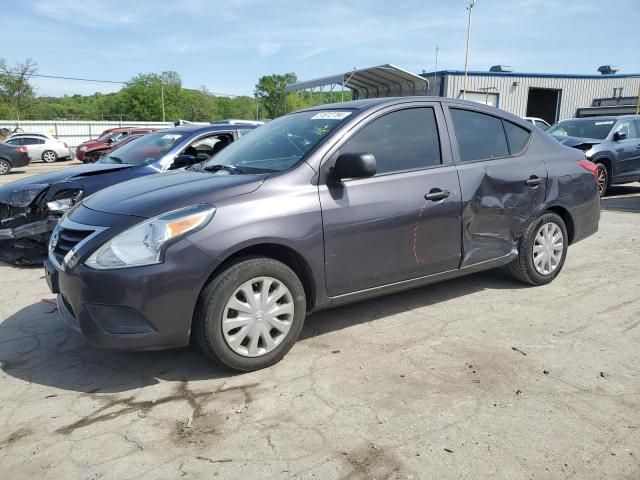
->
[602,185,640,213]
[0,269,524,394]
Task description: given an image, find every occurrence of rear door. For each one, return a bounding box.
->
[21,137,45,159]
[319,103,462,296]
[444,106,547,267]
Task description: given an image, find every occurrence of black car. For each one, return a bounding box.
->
[0,141,31,175]
[547,115,640,195]
[44,97,600,371]
[0,124,255,264]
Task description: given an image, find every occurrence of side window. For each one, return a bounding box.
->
[339,107,441,174]
[450,108,509,162]
[534,120,548,130]
[5,138,21,145]
[503,121,531,154]
[614,120,637,139]
[36,138,45,144]
[22,138,38,145]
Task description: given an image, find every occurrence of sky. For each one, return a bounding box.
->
[2,0,639,98]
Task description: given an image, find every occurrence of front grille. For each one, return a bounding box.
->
[52,227,94,265]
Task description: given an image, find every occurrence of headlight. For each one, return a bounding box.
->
[5,184,49,207]
[47,189,83,213]
[85,204,215,270]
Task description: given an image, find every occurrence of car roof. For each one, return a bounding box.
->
[561,115,640,122]
[162,123,257,134]
[296,96,529,126]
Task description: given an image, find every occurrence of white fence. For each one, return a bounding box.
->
[0,120,173,149]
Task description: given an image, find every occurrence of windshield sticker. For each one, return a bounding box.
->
[310,111,352,120]
[594,121,614,125]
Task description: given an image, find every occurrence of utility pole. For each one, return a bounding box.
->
[462,0,476,100]
[434,45,439,93]
[636,79,640,115]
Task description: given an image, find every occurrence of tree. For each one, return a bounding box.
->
[0,58,37,123]
[110,71,183,121]
[255,73,297,119]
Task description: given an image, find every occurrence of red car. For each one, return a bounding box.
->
[75,127,162,163]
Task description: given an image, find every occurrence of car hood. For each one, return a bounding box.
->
[79,140,107,150]
[0,163,135,206]
[83,169,265,218]
[554,135,602,149]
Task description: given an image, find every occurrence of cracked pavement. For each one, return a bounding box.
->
[0,175,639,479]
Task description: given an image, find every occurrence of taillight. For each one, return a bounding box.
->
[63,142,69,148]
[577,159,598,179]
[16,146,27,154]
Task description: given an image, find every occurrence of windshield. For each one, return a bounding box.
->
[99,131,185,165]
[547,119,615,140]
[97,131,115,142]
[203,110,353,172]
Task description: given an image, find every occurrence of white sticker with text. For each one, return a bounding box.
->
[310,111,352,120]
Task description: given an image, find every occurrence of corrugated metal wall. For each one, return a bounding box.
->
[444,74,640,120]
[0,121,172,148]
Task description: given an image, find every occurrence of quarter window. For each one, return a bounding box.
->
[503,121,531,154]
[450,109,509,162]
[339,107,441,174]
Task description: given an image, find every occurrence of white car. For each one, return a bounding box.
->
[4,133,72,163]
[523,117,551,130]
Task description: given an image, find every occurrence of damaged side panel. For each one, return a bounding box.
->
[456,139,548,268]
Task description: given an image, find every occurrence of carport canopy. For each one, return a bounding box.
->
[285,64,429,99]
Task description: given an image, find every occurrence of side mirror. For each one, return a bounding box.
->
[107,137,114,144]
[172,154,198,169]
[332,153,376,181]
[613,131,627,141]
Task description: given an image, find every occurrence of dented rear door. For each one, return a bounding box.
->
[445,106,547,267]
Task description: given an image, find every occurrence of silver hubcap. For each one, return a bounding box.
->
[43,151,55,162]
[533,222,564,275]
[222,276,294,357]
[0,161,8,174]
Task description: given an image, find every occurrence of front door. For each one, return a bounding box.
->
[445,106,548,267]
[319,104,462,297]
[611,119,640,179]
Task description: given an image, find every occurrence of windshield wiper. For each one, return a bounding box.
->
[203,164,246,174]
[106,156,124,164]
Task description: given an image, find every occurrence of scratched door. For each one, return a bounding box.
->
[319,105,462,297]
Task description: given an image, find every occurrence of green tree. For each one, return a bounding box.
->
[255,73,297,119]
[0,58,37,122]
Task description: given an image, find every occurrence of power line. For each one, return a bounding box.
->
[3,70,247,97]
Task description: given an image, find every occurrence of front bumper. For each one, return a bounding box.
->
[44,238,216,351]
[0,215,58,264]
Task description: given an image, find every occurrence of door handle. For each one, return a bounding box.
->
[424,189,451,201]
[525,176,544,186]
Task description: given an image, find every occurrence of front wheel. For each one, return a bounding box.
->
[0,159,11,175]
[194,256,307,371]
[42,150,58,163]
[596,163,609,197]
[509,212,568,286]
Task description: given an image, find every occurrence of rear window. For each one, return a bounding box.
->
[450,109,509,162]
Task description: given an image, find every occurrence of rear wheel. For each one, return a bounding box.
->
[595,163,609,197]
[0,159,11,175]
[509,212,568,286]
[194,256,306,371]
[42,150,58,163]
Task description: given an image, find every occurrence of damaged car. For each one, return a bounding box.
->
[0,123,256,264]
[44,97,600,371]
[547,115,640,196]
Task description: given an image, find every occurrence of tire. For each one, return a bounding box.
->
[595,162,609,197]
[194,256,307,371]
[42,150,58,163]
[0,159,11,175]
[508,212,568,286]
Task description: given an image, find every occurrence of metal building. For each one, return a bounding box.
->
[421,69,640,123]
[288,64,640,124]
